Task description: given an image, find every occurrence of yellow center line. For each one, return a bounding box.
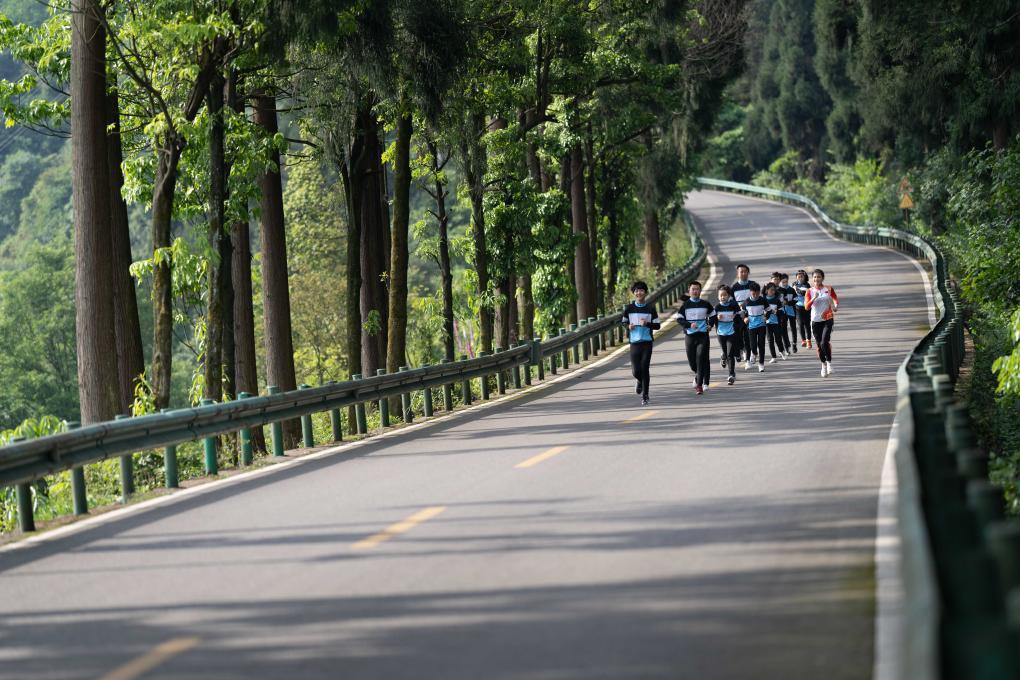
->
[99,637,199,680]
[352,505,446,550]
[515,445,570,469]
[623,410,658,424]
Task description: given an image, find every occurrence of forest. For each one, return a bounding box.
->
[1,0,1019,527]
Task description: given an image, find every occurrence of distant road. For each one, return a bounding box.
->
[0,190,930,679]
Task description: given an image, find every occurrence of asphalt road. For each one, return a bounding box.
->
[0,190,931,680]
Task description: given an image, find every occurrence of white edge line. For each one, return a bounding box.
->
[1,254,711,555]
[696,189,934,680]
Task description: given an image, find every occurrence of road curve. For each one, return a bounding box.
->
[0,190,930,680]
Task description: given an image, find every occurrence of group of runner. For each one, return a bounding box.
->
[623,264,838,403]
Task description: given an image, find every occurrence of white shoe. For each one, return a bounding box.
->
[702,382,709,391]
[821,365,827,378]
[825,362,833,376]
[744,360,751,371]
[692,377,697,387]
[757,364,765,373]
[768,358,777,364]
[780,352,787,360]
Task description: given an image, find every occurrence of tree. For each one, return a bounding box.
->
[70,0,119,423]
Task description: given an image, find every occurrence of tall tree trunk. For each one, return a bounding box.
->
[584,128,603,313]
[106,85,144,414]
[229,82,263,451]
[150,137,181,410]
[642,207,666,272]
[605,180,621,307]
[204,72,226,403]
[426,141,455,362]
[640,133,666,272]
[254,93,300,446]
[353,105,388,375]
[71,0,119,423]
[340,158,361,434]
[462,112,493,353]
[231,214,265,451]
[571,145,597,321]
[386,111,411,373]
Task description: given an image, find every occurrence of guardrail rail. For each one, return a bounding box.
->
[698,177,1020,679]
[0,219,706,538]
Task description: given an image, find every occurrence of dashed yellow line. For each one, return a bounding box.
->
[99,637,199,680]
[515,445,570,469]
[352,506,446,550]
[623,410,658,424]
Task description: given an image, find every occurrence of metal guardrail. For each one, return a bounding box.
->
[1,219,706,533]
[698,178,1020,679]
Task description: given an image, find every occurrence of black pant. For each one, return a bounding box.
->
[797,308,811,342]
[685,332,711,387]
[630,341,653,396]
[765,324,780,359]
[718,334,739,377]
[778,313,793,352]
[812,319,834,363]
[740,324,752,360]
[749,326,766,362]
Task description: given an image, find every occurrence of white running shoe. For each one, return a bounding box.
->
[757,364,765,373]
[744,360,751,371]
[780,352,787,360]
[692,377,697,387]
[826,362,833,376]
[702,382,709,391]
[820,365,827,378]
[768,358,777,364]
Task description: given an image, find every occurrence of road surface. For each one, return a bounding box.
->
[0,190,931,679]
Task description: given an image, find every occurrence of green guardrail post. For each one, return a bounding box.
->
[237,393,254,466]
[570,323,580,364]
[496,348,507,394]
[423,370,434,418]
[560,328,569,369]
[376,369,390,428]
[522,340,533,385]
[298,385,315,448]
[327,381,343,442]
[479,352,492,400]
[513,344,523,389]
[579,321,590,361]
[160,408,179,488]
[441,359,454,411]
[267,385,286,456]
[199,400,219,475]
[350,375,368,435]
[12,436,34,532]
[460,356,472,405]
[592,316,601,354]
[534,338,546,381]
[399,366,414,422]
[985,522,1020,595]
[115,414,135,502]
[67,421,87,515]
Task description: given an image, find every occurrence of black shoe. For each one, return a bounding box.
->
[641,396,649,405]
[720,356,727,368]
[635,380,642,394]
[727,375,735,385]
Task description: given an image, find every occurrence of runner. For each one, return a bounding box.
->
[676,280,716,395]
[779,272,798,354]
[793,269,812,349]
[714,284,743,385]
[731,264,757,364]
[762,282,784,364]
[804,268,839,377]
[741,282,767,373]
[769,272,792,357]
[622,281,661,404]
